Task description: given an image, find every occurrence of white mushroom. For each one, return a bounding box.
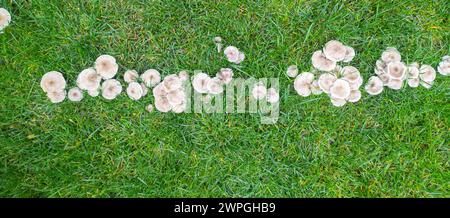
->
[317,73,337,94]
[68,87,83,102]
[365,76,384,95]
[387,78,403,90]
[252,84,267,100]
[310,80,323,95]
[266,88,280,103]
[178,70,189,81]
[224,46,240,63]
[140,83,148,97]
[88,89,99,97]
[162,74,182,92]
[40,71,66,93]
[95,55,118,79]
[123,70,139,83]
[235,52,245,64]
[407,64,420,79]
[167,89,186,106]
[312,50,336,72]
[77,68,101,91]
[323,40,347,62]
[146,104,154,113]
[141,69,161,87]
[381,47,401,63]
[207,77,224,94]
[330,98,347,107]
[216,68,233,84]
[286,65,299,78]
[294,72,314,97]
[437,60,450,76]
[347,90,361,103]
[47,90,66,103]
[0,8,11,30]
[192,72,211,94]
[407,78,420,88]
[172,102,187,114]
[387,61,406,80]
[126,82,143,101]
[419,65,436,83]
[154,97,172,112]
[329,79,351,100]
[342,46,356,63]
[101,79,122,100]
[152,83,167,97]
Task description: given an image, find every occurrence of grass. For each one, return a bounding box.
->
[0,0,449,197]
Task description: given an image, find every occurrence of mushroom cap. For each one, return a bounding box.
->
[95,55,118,79]
[192,72,211,94]
[376,59,387,72]
[407,65,420,79]
[387,78,403,90]
[317,73,337,93]
[294,72,314,96]
[101,79,122,100]
[235,52,245,64]
[77,68,101,91]
[407,78,420,88]
[68,87,83,102]
[140,83,148,96]
[266,88,280,103]
[0,8,11,29]
[252,84,267,100]
[341,66,361,82]
[126,82,143,101]
[152,83,167,97]
[312,50,336,72]
[378,73,390,85]
[167,89,186,106]
[387,61,406,80]
[323,40,347,62]
[224,46,240,63]
[172,102,187,114]
[213,36,222,43]
[123,70,139,83]
[47,90,66,103]
[178,70,189,81]
[347,90,361,103]
[146,104,154,113]
[310,80,323,95]
[163,74,182,92]
[420,80,433,89]
[88,89,99,97]
[381,47,401,63]
[154,97,172,112]
[438,61,450,76]
[40,71,66,93]
[141,69,161,87]
[365,76,384,95]
[286,65,299,78]
[419,65,436,82]
[342,46,356,63]
[216,68,233,84]
[207,77,224,94]
[331,97,347,107]
[329,79,351,99]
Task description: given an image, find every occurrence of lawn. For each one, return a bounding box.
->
[0,0,449,197]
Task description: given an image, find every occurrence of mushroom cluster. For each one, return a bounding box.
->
[153,73,188,113]
[291,40,361,107]
[251,83,280,104]
[0,8,11,32]
[224,46,245,64]
[311,40,355,71]
[192,68,234,96]
[366,48,437,95]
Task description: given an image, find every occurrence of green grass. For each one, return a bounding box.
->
[0,0,449,197]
